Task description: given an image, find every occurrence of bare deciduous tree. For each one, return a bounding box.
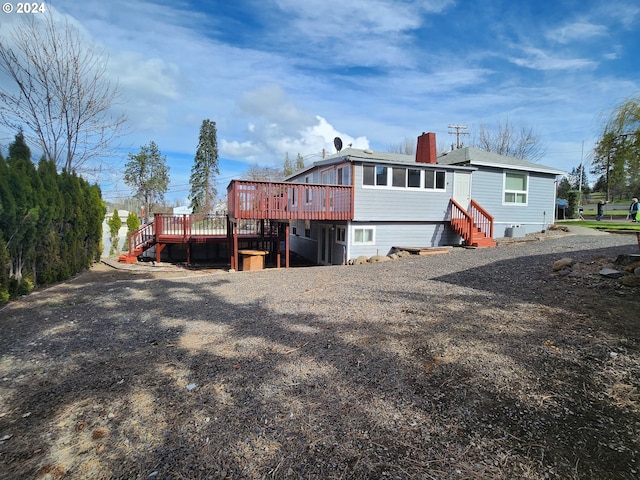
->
[472,118,545,162]
[242,163,284,182]
[387,137,416,155]
[0,13,126,172]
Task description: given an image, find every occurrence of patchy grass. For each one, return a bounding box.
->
[558,220,640,232]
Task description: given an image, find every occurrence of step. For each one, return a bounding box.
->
[470,238,497,247]
[118,254,138,264]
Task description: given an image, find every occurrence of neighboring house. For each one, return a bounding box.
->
[284,133,564,265]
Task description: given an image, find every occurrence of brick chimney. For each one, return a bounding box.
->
[415,132,437,164]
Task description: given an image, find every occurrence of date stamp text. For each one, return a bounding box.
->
[2,2,47,14]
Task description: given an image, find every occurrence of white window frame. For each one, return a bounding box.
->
[425,170,446,190]
[336,226,346,245]
[337,166,350,186]
[407,168,422,188]
[352,226,375,245]
[363,165,389,187]
[503,171,528,205]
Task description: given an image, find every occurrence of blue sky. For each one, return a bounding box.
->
[1,0,639,204]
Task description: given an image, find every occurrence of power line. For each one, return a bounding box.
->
[448,124,469,149]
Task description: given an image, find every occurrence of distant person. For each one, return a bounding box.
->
[578,205,585,220]
[629,197,639,222]
[596,200,606,221]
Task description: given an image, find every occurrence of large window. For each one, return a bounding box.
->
[408,169,421,188]
[392,168,406,187]
[363,165,446,190]
[337,166,350,185]
[353,227,374,244]
[504,172,528,204]
[363,165,388,186]
[425,170,446,190]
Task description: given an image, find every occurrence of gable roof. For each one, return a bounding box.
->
[437,147,565,175]
[286,148,473,180]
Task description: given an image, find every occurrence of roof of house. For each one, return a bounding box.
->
[286,148,473,180]
[436,147,565,176]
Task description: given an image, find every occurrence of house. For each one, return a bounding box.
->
[283,132,564,265]
[126,132,564,269]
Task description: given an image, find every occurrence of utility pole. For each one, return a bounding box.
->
[448,125,469,149]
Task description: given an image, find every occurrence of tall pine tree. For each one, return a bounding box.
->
[189,119,219,214]
[123,141,170,223]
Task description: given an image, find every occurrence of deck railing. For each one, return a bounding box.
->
[127,221,155,255]
[154,213,227,237]
[227,180,353,221]
[449,198,494,243]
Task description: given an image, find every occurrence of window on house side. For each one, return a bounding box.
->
[363,165,388,186]
[336,226,346,244]
[353,227,374,244]
[375,166,388,186]
[305,176,312,203]
[337,166,350,186]
[363,165,375,185]
[408,169,421,188]
[425,170,446,190]
[504,172,528,204]
[392,168,407,187]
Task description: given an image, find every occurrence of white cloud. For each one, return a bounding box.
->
[509,47,596,71]
[546,22,607,44]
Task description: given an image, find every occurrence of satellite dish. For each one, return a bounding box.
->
[334,137,343,152]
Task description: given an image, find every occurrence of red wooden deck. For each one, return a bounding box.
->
[227,180,353,221]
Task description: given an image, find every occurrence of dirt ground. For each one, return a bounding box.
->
[1,235,639,480]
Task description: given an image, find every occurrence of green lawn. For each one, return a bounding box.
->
[557,219,640,232]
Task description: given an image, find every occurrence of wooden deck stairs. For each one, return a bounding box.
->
[118,222,156,263]
[450,199,496,248]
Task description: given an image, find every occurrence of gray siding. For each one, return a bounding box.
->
[352,164,454,221]
[470,167,558,236]
[348,222,459,259]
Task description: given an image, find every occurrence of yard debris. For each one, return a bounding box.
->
[552,257,574,271]
[599,268,625,279]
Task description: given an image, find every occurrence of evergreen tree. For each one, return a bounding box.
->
[108,210,122,255]
[5,131,38,287]
[123,211,140,251]
[189,119,219,214]
[123,141,170,223]
[295,153,305,172]
[283,153,294,177]
[0,236,8,304]
[35,157,63,284]
[0,129,105,298]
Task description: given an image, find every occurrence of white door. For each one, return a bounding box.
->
[453,171,472,208]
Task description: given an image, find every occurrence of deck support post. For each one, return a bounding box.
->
[276,222,281,269]
[285,223,290,269]
[156,243,166,263]
[233,222,239,271]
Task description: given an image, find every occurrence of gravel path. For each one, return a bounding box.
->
[1,230,639,479]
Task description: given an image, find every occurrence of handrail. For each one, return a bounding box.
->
[127,220,155,256]
[449,198,474,244]
[449,198,494,245]
[469,199,494,239]
[227,180,353,220]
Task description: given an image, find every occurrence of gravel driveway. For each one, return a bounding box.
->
[1,230,639,479]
